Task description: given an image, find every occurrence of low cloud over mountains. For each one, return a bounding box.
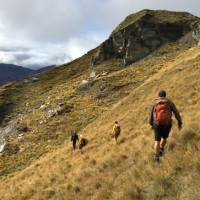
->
[0,0,199,69]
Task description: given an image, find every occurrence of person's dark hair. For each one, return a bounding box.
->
[158,90,166,97]
[115,121,118,124]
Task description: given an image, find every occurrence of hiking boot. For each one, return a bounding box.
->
[154,154,160,163]
[159,148,164,157]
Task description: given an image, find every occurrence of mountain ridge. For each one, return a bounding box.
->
[0,64,56,85]
[0,63,34,85]
[113,9,199,33]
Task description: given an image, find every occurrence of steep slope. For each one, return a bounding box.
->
[0,45,199,200]
[0,41,193,177]
[0,64,34,85]
[0,9,199,200]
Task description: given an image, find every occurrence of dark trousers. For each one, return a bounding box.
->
[153,123,172,141]
[72,141,77,150]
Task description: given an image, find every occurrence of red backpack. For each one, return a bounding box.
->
[154,101,171,125]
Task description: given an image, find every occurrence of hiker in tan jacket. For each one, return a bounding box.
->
[78,135,88,153]
[149,90,182,163]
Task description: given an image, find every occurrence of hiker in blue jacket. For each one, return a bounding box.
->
[71,131,79,150]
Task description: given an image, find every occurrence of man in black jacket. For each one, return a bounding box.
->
[71,131,79,150]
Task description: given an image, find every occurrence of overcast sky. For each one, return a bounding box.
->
[0,0,199,69]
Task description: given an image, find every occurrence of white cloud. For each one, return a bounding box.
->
[0,51,16,64]
[0,0,85,42]
[0,0,199,69]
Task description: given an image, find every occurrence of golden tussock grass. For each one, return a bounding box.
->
[0,45,199,199]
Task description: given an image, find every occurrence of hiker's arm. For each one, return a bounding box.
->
[149,105,154,126]
[112,126,115,133]
[171,102,182,126]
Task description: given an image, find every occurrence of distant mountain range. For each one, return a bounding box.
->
[0,64,55,85]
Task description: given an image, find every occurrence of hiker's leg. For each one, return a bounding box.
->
[154,125,161,155]
[72,141,77,150]
[160,124,171,150]
[115,133,120,144]
[79,144,83,154]
[154,141,160,162]
[153,124,161,162]
[160,138,167,149]
[159,138,167,156]
[115,135,118,143]
[154,141,160,155]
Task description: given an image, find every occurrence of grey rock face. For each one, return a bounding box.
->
[94,11,198,66]
[31,77,40,82]
[90,72,96,78]
[0,142,6,153]
[192,23,200,44]
[0,122,29,154]
[2,143,20,156]
[0,122,29,142]
[0,123,18,143]
[46,104,73,118]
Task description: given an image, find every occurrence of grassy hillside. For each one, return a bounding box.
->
[0,9,199,200]
[0,40,193,178]
[0,42,199,199]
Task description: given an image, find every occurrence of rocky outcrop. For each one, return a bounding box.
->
[0,122,29,141]
[0,122,29,155]
[94,10,200,66]
[46,104,73,118]
[192,22,200,44]
[1,143,20,156]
